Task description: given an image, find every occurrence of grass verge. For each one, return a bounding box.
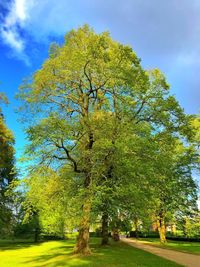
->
[135,238,200,255]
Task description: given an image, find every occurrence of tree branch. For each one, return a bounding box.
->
[83,61,93,94]
[55,141,81,173]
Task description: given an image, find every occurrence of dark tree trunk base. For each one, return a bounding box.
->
[157,216,167,244]
[101,212,109,246]
[112,229,120,241]
[74,245,91,255]
[74,199,91,255]
[74,227,91,255]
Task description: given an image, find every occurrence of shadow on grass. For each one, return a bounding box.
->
[22,243,92,267]
[22,241,182,267]
[24,252,73,267]
[0,240,42,251]
[0,238,182,267]
[20,242,177,267]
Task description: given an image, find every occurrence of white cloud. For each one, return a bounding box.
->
[1,0,200,74]
[1,26,24,52]
[0,0,79,64]
[15,0,28,21]
[0,0,35,64]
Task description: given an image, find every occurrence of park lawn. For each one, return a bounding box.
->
[136,238,200,255]
[0,238,183,267]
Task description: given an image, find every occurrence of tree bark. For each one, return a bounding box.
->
[112,228,120,241]
[171,223,176,235]
[157,214,166,243]
[74,198,91,255]
[101,212,109,245]
[74,128,94,255]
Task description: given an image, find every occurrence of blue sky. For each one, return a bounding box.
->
[0,0,200,161]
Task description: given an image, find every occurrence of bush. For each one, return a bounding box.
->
[66,232,78,239]
[129,231,142,238]
[129,231,159,238]
[90,231,101,237]
[166,236,200,242]
[40,234,64,241]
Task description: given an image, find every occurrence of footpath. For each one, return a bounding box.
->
[121,238,200,267]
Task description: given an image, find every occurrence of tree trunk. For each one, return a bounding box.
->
[133,217,139,238]
[74,198,91,255]
[171,223,176,235]
[157,215,166,243]
[112,228,120,241]
[74,130,93,254]
[101,212,109,245]
[34,227,39,243]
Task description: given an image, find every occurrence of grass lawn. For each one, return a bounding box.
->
[136,238,200,255]
[0,238,183,267]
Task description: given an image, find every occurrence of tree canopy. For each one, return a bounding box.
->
[17,25,199,253]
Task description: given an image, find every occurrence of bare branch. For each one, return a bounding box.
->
[83,61,93,94]
[53,155,68,160]
[55,141,81,173]
[133,99,146,118]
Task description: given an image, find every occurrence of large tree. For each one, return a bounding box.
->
[18,25,195,254]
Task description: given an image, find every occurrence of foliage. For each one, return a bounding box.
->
[23,165,81,237]
[0,93,16,236]
[17,25,199,249]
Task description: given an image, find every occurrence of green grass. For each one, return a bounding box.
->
[136,238,200,255]
[0,238,183,267]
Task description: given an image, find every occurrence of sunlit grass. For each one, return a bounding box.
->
[137,238,200,255]
[0,238,183,267]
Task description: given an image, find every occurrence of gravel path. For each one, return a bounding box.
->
[121,238,200,267]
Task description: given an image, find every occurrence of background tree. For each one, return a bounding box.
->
[23,165,81,238]
[149,132,198,243]
[0,93,16,236]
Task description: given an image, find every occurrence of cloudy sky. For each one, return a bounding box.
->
[0,0,200,158]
